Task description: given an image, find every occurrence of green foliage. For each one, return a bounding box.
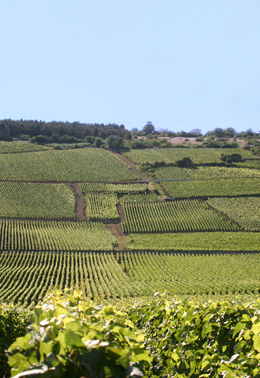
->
[0,251,145,306]
[161,178,260,198]
[106,135,124,151]
[0,304,30,378]
[0,182,75,219]
[7,293,260,378]
[0,149,138,182]
[128,295,260,377]
[122,200,239,233]
[124,148,256,166]
[0,141,46,153]
[154,166,260,180]
[128,232,260,251]
[220,153,243,163]
[79,182,149,195]
[86,193,119,221]
[122,193,160,204]
[118,252,260,297]
[207,197,260,231]
[7,290,150,378]
[175,156,194,167]
[0,219,117,251]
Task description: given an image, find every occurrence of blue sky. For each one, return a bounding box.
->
[0,0,259,133]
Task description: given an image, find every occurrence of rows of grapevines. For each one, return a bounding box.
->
[79,182,149,194]
[0,148,138,182]
[161,178,260,198]
[208,196,260,231]
[0,251,145,306]
[124,147,256,165]
[0,182,75,219]
[122,193,160,203]
[154,166,260,180]
[127,232,260,251]
[0,141,47,153]
[118,251,260,296]
[85,193,119,221]
[122,199,239,233]
[0,219,116,251]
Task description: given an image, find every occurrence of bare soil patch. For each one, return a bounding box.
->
[105,223,130,251]
[71,183,86,221]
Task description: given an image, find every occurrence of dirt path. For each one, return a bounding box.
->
[71,184,86,221]
[109,151,150,182]
[105,223,130,251]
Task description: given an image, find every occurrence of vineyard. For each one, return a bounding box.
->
[127,232,260,251]
[122,199,239,233]
[117,251,260,296]
[154,166,260,180]
[161,177,260,198]
[0,251,259,309]
[0,219,116,251]
[0,144,258,306]
[0,182,75,219]
[0,148,138,182]
[124,147,256,165]
[0,140,260,377]
[85,193,119,221]
[207,196,260,231]
[79,182,149,194]
[0,141,47,153]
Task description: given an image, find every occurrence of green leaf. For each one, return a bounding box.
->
[64,329,84,348]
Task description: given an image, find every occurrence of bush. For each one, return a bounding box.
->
[0,304,30,377]
[176,157,194,167]
[220,153,243,163]
[7,290,149,378]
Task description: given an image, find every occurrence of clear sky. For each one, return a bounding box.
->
[1,0,259,133]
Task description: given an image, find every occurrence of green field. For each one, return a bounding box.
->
[208,196,260,231]
[0,219,116,251]
[125,147,256,165]
[0,141,47,153]
[118,251,260,296]
[161,177,260,198]
[122,199,239,233]
[128,232,260,251]
[0,148,138,182]
[0,251,139,305]
[79,182,149,194]
[154,166,260,180]
[0,182,75,219]
[85,193,119,221]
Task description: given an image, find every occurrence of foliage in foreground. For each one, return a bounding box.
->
[7,290,150,378]
[0,304,30,378]
[7,291,260,378]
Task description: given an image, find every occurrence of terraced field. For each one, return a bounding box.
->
[0,143,259,307]
[0,182,75,219]
[127,232,260,251]
[122,199,239,233]
[124,148,256,165]
[0,219,116,251]
[0,148,138,182]
[161,178,260,198]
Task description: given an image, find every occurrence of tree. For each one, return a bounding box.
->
[106,135,124,150]
[142,122,155,135]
